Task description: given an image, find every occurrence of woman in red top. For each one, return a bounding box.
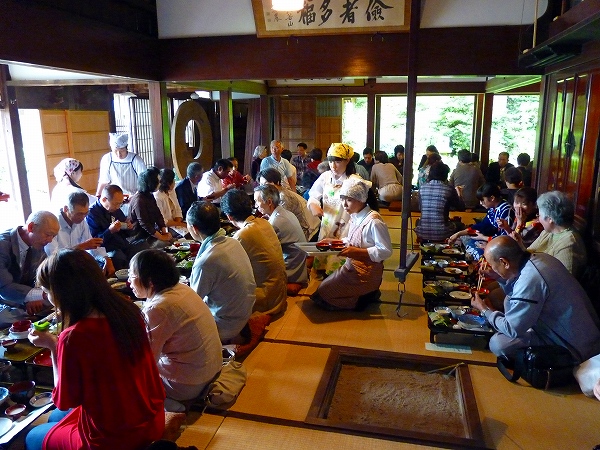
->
[26,249,165,450]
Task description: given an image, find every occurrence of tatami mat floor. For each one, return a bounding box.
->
[176,207,600,450]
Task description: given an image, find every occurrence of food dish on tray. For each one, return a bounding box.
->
[114,269,129,280]
[449,290,472,300]
[442,248,462,255]
[7,330,29,340]
[30,392,53,408]
[457,314,489,330]
[433,306,452,316]
[111,282,127,290]
[444,267,463,275]
[294,243,342,256]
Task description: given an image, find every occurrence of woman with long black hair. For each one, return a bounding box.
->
[26,249,165,450]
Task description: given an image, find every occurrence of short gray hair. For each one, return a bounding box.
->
[254,184,280,207]
[67,191,90,211]
[537,191,574,227]
[186,162,203,178]
[253,145,267,159]
[25,211,57,228]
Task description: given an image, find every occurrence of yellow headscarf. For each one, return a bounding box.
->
[327,143,354,160]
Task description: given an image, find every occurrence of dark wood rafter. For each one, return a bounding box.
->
[0,0,159,81]
[158,27,538,82]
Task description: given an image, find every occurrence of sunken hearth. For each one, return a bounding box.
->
[306,349,486,449]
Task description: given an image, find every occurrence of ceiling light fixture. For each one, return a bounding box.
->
[272,0,303,12]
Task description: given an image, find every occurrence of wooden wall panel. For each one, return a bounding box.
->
[567,75,589,210]
[539,67,600,244]
[40,112,67,133]
[69,111,110,133]
[316,117,341,151]
[43,134,70,156]
[40,110,109,194]
[277,98,316,152]
[580,74,600,227]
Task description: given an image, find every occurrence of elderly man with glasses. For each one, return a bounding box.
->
[87,184,149,269]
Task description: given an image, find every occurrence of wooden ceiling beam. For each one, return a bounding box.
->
[266,81,487,96]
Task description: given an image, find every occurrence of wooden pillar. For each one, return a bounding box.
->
[471,94,485,157]
[0,65,30,220]
[479,93,494,174]
[219,89,234,159]
[148,81,171,168]
[397,0,421,277]
[366,91,376,149]
[374,95,381,152]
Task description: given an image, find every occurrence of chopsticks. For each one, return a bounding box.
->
[476,259,488,292]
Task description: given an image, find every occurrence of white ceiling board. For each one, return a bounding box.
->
[421,0,548,28]
[8,64,116,81]
[156,0,548,39]
[157,0,256,39]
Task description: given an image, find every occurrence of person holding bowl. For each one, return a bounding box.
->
[25,249,165,450]
[311,177,392,311]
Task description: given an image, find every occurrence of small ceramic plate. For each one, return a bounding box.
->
[444,267,463,275]
[449,290,472,300]
[0,418,12,437]
[442,248,462,255]
[111,282,127,290]
[458,314,487,328]
[7,330,29,340]
[114,269,129,280]
[433,306,452,316]
[30,392,53,408]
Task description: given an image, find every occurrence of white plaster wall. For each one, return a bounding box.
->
[156,0,549,39]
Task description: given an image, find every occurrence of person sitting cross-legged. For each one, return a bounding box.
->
[46,192,115,277]
[0,211,58,321]
[86,184,148,270]
[258,168,320,242]
[175,162,203,219]
[221,189,288,316]
[254,184,307,285]
[186,201,256,346]
[129,249,222,412]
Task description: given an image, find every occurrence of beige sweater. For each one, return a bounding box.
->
[528,229,586,277]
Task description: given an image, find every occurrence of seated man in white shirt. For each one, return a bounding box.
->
[45,191,115,277]
[197,159,234,205]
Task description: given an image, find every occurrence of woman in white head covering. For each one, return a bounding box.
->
[307,143,359,240]
[95,133,147,197]
[311,177,393,311]
[306,143,361,274]
[49,158,95,216]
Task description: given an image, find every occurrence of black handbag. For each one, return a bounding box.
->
[497,345,575,390]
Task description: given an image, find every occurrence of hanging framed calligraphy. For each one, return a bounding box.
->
[252,0,410,37]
